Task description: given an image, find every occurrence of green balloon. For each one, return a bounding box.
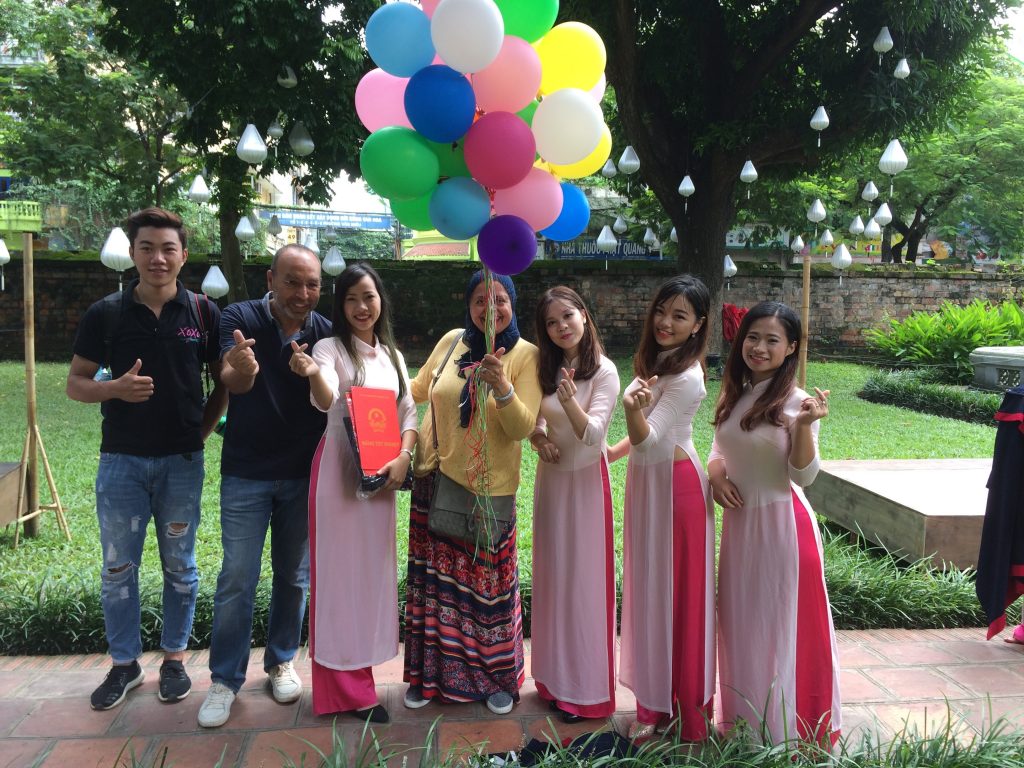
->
[516,100,539,127]
[428,139,471,179]
[495,0,558,43]
[391,191,434,231]
[360,127,439,201]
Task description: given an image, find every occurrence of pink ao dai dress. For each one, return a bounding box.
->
[710,381,841,746]
[307,335,417,714]
[530,355,620,718]
[620,360,716,739]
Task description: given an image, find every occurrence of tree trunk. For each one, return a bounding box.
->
[219,208,248,302]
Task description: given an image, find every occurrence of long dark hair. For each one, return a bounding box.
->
[330,263,406,401]
[634,274,710,379]
[713,301,800,431]
[534,286,604,395]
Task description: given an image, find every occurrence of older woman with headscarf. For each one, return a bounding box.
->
[402,270,541,716]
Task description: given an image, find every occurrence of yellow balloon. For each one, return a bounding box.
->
[536,22,606,95]
[548,124,611,179]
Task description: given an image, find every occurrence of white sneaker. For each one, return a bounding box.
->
[403,688,430,709]
[268,661,302,703]
[197,683,236,728]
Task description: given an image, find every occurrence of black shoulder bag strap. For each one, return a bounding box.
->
[429,333,464,452]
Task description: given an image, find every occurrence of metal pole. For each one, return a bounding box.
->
[22,231,39,537]
[798,251,811,389]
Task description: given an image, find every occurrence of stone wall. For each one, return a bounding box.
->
[0,258,1021,362]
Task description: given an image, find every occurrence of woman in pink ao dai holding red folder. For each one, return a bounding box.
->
[290,263,417,724]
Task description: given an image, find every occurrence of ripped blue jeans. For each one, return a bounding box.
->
[95,451,204,663]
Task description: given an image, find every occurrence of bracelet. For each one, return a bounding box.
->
[400,448,414,460]
[494,383,515,403]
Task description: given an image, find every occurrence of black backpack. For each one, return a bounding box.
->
[100,289,215,397]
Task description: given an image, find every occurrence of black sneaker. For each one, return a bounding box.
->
[157,660,192,703]
[91,661,145,711]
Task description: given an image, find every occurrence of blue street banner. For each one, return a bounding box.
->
[547,239,662,260]
[257,209,395,231]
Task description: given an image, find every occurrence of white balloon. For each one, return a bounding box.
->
[201,266,230,299]
[532,89,604,165]
[430,0,504,74]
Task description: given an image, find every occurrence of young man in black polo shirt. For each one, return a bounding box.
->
[198,243,331,728]
[67,207,226,710]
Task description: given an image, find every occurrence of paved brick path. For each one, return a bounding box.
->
[1,629,1023,767]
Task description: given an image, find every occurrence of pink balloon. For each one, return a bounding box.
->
[420,0,440,18]
[588,72,606,103]
[493,167,563,231]
[355,68,412,132]
[471,36,542,113]
[464,112,536,190]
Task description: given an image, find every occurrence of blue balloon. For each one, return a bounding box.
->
[429,177,491,240]
[539,183,590,242]
[365,4,435,77]
[404,65,476,144]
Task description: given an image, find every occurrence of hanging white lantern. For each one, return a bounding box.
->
[849,215,865,235]
[894,57,910,80]
[617,146,640,175]
[236,124,268,165]
[820,229,834,247]
[612,216,628,234]
[600,160,617,178]
[323,227,338,242]
[322,245,346,277]
[643,227,657,246]
[596,225,618,253]
[188,174,211,204]
[832,242,853,286]
[879,139,908,195]
[790,235,805,254]
[303,230,320,256]
[267,118,285,139]
[277,64,298,89]
[267,215,282,236]
[806,198,827,223]
[100,227,134,289]
[289,121,315,157]
[864,218,882,239]
[201,265,230,298]
[739,160,757,198]
[810,106,829,147]
[873,26,894,62]
[0,236,9,292]
[678,174,695,212]
[873,202,893,227]
[670,226,678,243]
[723,254,738,278]
[234,216,256,242]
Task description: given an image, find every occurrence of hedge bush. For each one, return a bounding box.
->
[865,299,1024,384]
[859,368,1003,424]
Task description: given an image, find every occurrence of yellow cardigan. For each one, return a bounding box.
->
[412,328,541,496]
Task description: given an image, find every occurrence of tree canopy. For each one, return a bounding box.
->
[98,0,377,298]
[566,0,1016,338]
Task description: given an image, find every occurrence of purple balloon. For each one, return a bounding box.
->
[477,215,537,276]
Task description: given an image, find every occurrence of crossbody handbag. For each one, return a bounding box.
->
[426,333,516,550]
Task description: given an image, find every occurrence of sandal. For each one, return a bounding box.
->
[628,721,657,741]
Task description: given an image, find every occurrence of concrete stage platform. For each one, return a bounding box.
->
[804,459,992,569]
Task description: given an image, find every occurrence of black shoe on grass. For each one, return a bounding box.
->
[91,661,145,711]
[158,660,191,703]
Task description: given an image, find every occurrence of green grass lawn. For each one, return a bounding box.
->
[0,358,998,652]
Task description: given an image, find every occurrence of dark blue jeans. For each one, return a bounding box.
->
[95,451,204,663]
[208,475,311,692]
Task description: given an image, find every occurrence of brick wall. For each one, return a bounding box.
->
[0,258,1020,362]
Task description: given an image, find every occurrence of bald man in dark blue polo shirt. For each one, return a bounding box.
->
[198,243,332,729]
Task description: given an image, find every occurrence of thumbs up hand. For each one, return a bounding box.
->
[115,358,155,402]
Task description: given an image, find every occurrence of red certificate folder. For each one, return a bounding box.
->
[347,386,401,474]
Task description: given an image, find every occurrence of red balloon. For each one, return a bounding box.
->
[464,112,535,190]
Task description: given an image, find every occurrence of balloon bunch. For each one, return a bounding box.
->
[357,0,608,275]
